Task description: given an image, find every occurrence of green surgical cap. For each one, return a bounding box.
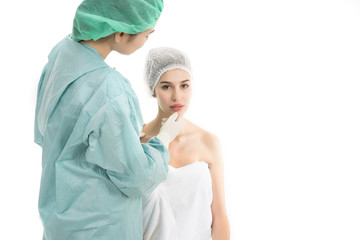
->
[72,0,164,41]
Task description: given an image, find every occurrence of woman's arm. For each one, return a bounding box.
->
[205,134,231,240]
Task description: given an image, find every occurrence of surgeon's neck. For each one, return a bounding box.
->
[80,38,111,59]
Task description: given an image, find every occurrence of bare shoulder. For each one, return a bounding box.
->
[186,120,223,162]
[201,129,223,168]
[202,130,221,152]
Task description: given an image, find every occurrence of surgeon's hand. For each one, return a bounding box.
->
[157,112,181,148]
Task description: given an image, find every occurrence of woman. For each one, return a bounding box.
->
[141,47,230,240]
[34,1,181,239]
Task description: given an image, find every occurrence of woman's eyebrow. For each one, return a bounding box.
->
[159,79,190,84]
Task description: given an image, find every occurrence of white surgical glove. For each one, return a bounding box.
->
[157,112,181,148]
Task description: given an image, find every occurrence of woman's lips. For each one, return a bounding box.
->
[170,104,184,111]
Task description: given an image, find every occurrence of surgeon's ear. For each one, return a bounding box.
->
[114,32,125,43]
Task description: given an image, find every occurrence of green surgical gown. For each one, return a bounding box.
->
[34,35,169,240]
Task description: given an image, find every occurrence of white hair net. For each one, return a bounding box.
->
[144,47,192,94]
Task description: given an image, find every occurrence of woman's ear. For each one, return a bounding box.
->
[150,87,156,97]
[114,32,125,43]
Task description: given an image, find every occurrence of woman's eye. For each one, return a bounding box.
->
[161,85,170,90]
[181,84,189,89]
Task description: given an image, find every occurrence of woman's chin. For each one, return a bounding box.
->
[170,109,186,116]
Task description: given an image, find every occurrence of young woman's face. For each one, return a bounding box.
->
[154,69,192,117]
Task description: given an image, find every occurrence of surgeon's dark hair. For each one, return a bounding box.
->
[127,33,139,41]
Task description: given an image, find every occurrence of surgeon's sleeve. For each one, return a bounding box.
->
[34,63,48,146]
[83,96,169,198]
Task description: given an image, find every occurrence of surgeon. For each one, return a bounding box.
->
[34,0,181,239]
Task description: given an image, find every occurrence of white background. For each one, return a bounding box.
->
[1,0,360,239]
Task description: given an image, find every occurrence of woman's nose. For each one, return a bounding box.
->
[172,88,181,101]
